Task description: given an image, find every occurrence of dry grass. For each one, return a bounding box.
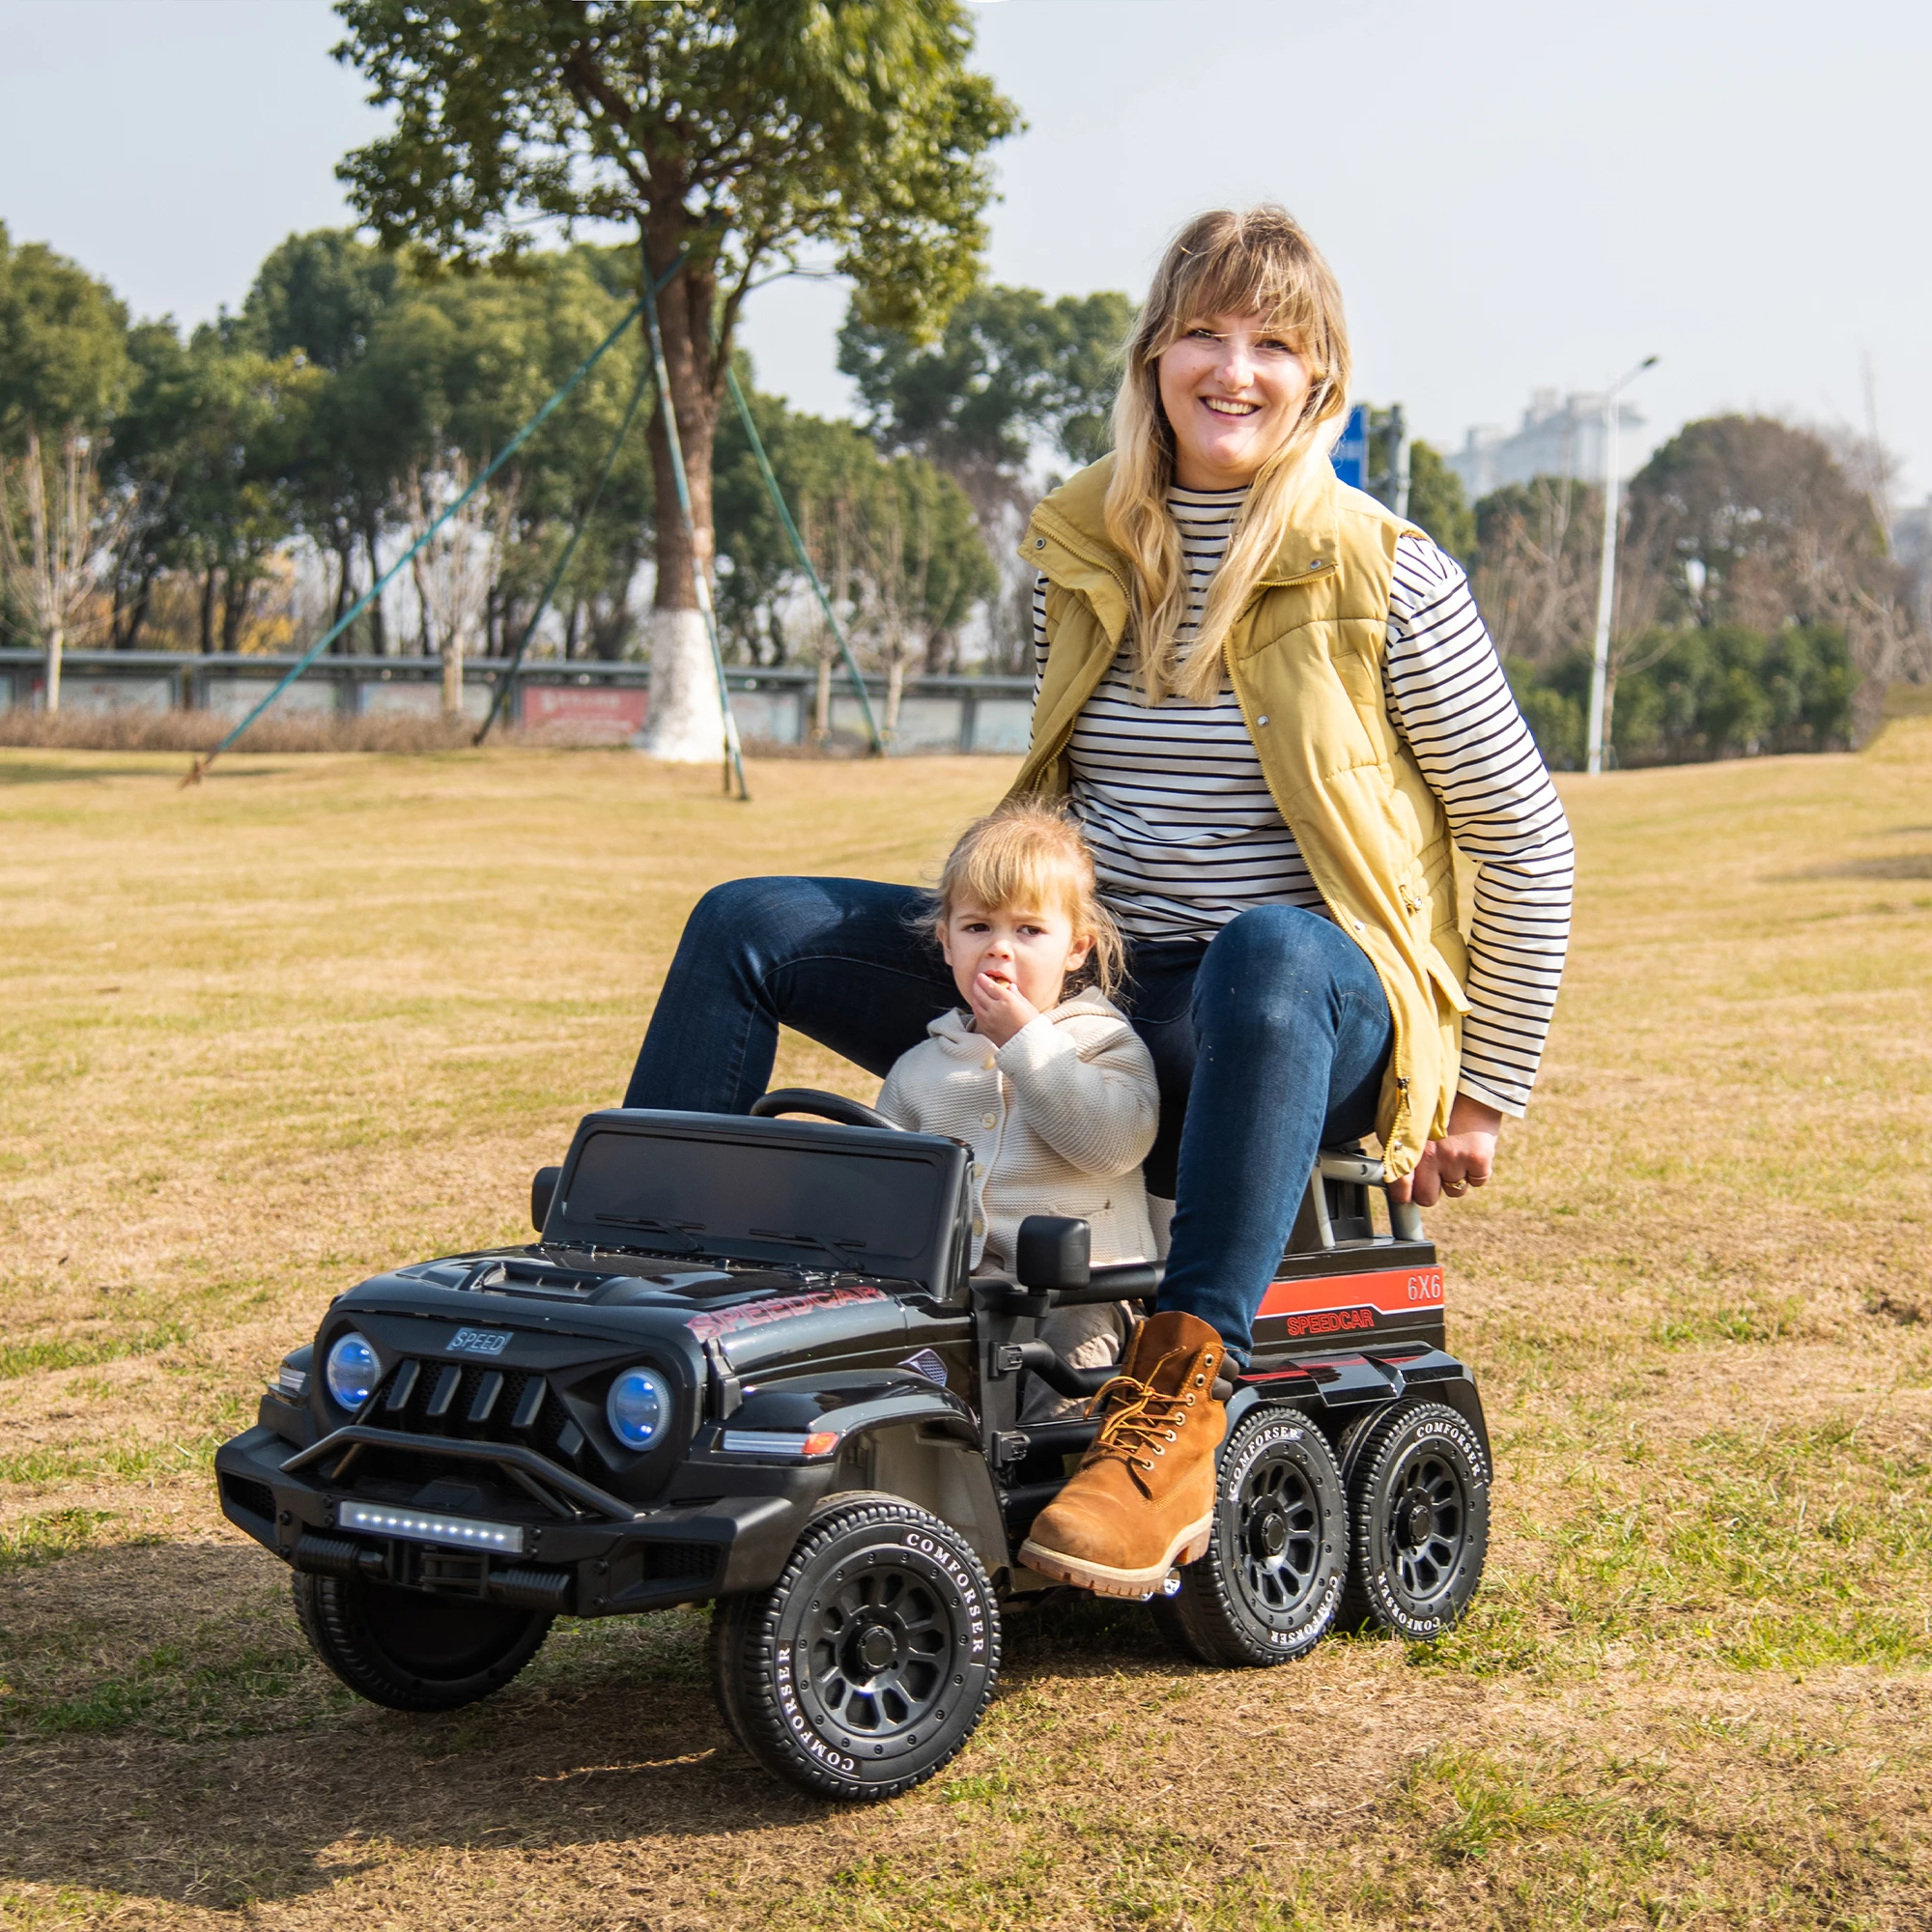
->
[2,731,1930,1930]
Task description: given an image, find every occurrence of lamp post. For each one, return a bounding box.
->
[1585,354,1659,776]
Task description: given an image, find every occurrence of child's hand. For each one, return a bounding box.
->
[968,966,1038,1048]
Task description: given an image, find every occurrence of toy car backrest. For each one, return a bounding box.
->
[539,1107,973,1299]
[1289,1147,1424,1253]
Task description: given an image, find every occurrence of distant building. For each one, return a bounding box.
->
[1892,497,1932,574]
[1447,387,1648,500]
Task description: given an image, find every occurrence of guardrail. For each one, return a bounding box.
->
[0,651,1035,754]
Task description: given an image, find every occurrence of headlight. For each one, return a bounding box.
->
[325,1331,380,1410]
[606,1366,672,1450]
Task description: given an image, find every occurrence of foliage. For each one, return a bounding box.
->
[713,372,994,676]
[331,0,1017,636]
[1403,440,1474,561]
[838,285,1134,489]
[1511,622,1856,769]
[0,222,130,448]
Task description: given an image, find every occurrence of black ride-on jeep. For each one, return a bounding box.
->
[215,1093,1491,1801]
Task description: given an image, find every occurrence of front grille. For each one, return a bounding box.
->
[370,1358,580,1460]
[221,1474,277,1524]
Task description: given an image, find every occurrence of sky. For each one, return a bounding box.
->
[3,0,1928,498]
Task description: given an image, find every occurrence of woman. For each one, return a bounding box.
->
[624,206,1574,1597]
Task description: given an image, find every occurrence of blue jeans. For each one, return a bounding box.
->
[623,879,1392,1363]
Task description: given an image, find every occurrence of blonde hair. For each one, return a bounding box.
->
[1105,205,1352,704]
[931,802,1124,997]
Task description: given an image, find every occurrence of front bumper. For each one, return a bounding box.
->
[214,1422,811,1616]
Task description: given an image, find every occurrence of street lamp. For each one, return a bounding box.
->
[1584,354,1659,776]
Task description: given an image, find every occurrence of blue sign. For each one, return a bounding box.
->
[1330,404,1368,490]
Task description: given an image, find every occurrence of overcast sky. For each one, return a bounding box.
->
[4,0,1928,497]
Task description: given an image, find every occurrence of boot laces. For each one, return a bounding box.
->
[1085,1351,1199,1474]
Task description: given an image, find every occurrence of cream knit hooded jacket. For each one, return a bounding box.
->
[875,987,1159,1273]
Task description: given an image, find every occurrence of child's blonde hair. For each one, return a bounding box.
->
[932,801,1124,997]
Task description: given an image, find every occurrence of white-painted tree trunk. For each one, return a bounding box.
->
[639,607,724,761]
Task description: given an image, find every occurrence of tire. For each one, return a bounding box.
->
[1153,1404,1346,1666]
[1338,1400,1490,1639]
[710,1494,1001,1802]
[292,1571,553,1712]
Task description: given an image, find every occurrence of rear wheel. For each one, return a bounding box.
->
[292,1571,552,1712]
[1154,1405,1346,1666]
[710,1495,1000,1801]
[1338,1400,1489,1639]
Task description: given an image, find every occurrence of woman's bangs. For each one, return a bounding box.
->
[1159,238,1324,361]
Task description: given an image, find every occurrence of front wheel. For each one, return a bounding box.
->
[292,1571,553,1712]
[710,1495,1001,1801]
[1154,1404,1347,1666]
[1338,1400,1490,1639]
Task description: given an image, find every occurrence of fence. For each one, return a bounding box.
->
[0,651,1035,754]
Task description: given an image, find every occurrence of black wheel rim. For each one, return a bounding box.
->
[1232,1448,1325,1625]
[799,1556,956,1744]
[1384,1443,1467,1605]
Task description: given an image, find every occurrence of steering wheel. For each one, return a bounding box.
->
[749,1087,900,1132]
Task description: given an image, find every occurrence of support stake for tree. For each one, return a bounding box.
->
[724,364,884,756]
[178,299,644,787]
[639,257,750,802]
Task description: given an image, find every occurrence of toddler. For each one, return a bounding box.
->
[876,804,1158,1418]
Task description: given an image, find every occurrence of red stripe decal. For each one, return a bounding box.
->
[1258,1266,1444,1322]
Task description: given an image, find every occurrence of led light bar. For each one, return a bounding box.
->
[719,1429,839,1459]
[337,1501,525,1554]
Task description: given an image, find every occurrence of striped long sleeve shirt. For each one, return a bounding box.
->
[1031,485,1574,1118]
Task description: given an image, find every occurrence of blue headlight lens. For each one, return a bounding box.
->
[325,1331,380,1410]
[606,1367,671,1450]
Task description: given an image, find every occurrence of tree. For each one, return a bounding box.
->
[237,231,407,651]
[0,223,130,450]
[0,428,126,710]
[1624,415,1918,731]
[333,0,1016,760]
[405,452,514,712]
[839,286,1134,507]
[838,284,1131,669]
[1468,474,1604,667]
[1402,441,1474,562]
[710,373,994,709]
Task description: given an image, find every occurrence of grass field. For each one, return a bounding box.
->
[2,733,1930,1931]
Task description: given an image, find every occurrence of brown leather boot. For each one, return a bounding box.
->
[1018,1310,1228,1598]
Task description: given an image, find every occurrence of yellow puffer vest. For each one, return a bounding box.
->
[1004,455,1469,1181]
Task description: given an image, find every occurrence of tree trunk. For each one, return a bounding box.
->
[812,648,832,748]
[639,237,726,763]
[443,622,464,718]
[200,569,218,654]
[44,618,63,714]
[360,513,387,656]
[330,530,356,654]
[221,570,253,654]
[884,648,906,738]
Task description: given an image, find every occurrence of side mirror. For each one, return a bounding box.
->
[531,1165,561,1235]
[1016,1214,1091,1293]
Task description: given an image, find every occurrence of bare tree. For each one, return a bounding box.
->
[0,428,127,715]
[1469,475,1602,667]
[405,451,515,719]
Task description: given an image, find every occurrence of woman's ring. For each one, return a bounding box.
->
[1443,1179,1467,1195]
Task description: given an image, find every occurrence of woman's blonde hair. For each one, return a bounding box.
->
[931,802,1124,997]
[1105,204,1352,704]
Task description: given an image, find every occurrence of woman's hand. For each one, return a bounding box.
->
[968,968,1039,1049]
[1389,1094,1502,1207]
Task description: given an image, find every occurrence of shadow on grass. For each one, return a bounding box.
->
[0,1540,1221,1911]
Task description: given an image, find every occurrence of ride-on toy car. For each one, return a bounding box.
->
[215,1093,1490,1801]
